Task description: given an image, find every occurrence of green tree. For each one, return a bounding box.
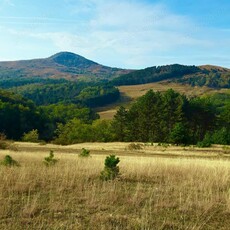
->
[112,106,128,141]
[54,118,93,145]
[22,129,39,142]
[100,155,120,180]
[92,119,114,142]
[169,122,188,145]
[1,155,20,167]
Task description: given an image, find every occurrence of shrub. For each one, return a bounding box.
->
[79,148,90,157]
[197,133,212,148]
[100,155,120,180]
[22,129,39,143]
[157,143,169,148]
[1,155,20,167]
[128,143,143,150]
[43,150,58,166]
[0,133,8,150]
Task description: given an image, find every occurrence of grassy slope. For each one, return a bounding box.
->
[97,82,229,119]
[0,142,230,229]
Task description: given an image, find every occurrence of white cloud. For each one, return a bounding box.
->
[1,0,15,7]
[1,0,229,68]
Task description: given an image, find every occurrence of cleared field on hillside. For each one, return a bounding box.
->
[0,142,230,229]
[97,82,229,119]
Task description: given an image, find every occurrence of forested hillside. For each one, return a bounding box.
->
[10,82,119,107]
[112,64,200,85]
[0,89,98,140]
[112,64,230,88]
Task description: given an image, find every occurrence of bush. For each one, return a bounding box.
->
[127,143,143,150]
[157,143,169,148]
[197,133,212,148]
[22,129,39,143]
[43,150,58,166]
[100,155,120,180]
[1,155,20,167]
[0,133,8,150]
[79,148,90,157]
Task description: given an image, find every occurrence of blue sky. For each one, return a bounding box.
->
[0,0,229,69]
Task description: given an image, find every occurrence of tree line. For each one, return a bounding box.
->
[0,88,229,145]
[54,89,230,146]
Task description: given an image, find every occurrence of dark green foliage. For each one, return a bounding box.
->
[43,150,58,166]
[128,143,144,150]
[111,63,230,88]
[41,103,99,124]
[196,133,212,148]
[22,129,39,142]
[54,119,115,144]
[111,89,226,145]
[92,119,114,142]
[0,77,67,89]
[112,106,128,141]
[11,82,120,108]
[76,85,120,108]
[170,123,188,145]
[54,119,94,145]
[0,90,45,140]
[0,133,8,150]
[50,52,98,68]
[176,69,230,88]
[100,155,120,180]
[0,89,100,141]
[79,148,90,157]
[112,64,199,86]
[1,155,20,167]
[211,128,230,145]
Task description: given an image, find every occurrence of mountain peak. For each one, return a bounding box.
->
[49,52,98,68]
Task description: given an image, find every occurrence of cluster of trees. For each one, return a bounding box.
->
[0,89,98,140]
[112,89,229,145]
[9,82,119,107]
[0,88,229,146]
[111,64,230,89]
[176,71,230,88]
[54,89,230,146]
[0,77,67,89]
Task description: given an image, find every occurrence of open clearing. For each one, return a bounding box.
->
[0,142,230,229]
[97,82,229,119]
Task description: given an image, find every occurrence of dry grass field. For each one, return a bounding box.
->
[0,142,230,229]
[97,82,229,119]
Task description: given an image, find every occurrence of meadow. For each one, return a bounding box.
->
[0,142,230,229]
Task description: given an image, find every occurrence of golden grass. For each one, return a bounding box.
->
[0,143,230,229]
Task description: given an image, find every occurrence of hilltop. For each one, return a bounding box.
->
[0,52,131,81]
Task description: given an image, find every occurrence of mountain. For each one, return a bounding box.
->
[112,64,230,88]
[0,52,131,81]
[0,52,229,89]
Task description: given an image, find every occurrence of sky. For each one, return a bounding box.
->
[0,0,230,69]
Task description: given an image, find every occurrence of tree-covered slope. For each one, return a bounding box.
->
[174,65,230,88]
[111,64,230,88]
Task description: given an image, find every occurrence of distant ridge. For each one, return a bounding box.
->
[0,52,229,88]
[0,52,131,80]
